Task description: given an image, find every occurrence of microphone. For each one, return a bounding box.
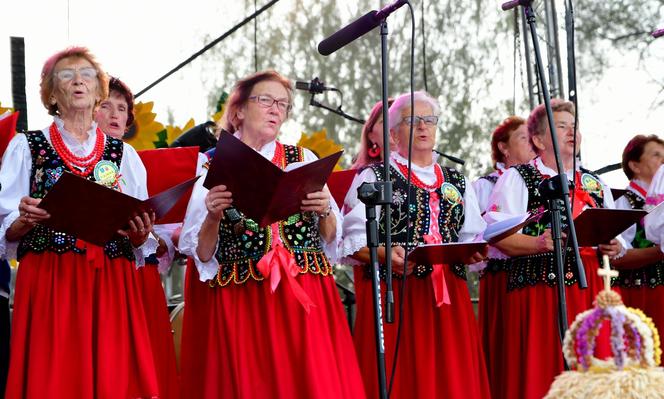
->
[295,77,334,94]
[653,28,664,39]
[501,0,532,11]
[317,0,408,56]
[433,149,465,166]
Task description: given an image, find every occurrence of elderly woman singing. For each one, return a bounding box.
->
[342,91,490,398]
[178,70,365,398]
[0,47,160,398]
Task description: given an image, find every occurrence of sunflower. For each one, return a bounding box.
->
[297,128,344,170]
[0,103,14,115]
[124,101,165,150]
[162,118,197,147]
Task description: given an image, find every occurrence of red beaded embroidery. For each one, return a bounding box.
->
[272,141,285,169]
[396,161,444,190]
[49,123,105,177]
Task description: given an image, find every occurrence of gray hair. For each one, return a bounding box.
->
[388,91,441,130]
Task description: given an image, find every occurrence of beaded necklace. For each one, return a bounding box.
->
[396,161,443,190]
[49,122,105,177]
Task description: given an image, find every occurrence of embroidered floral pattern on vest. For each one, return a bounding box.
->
[211,144,332,287]
[366,164,467,281]
[486,164,605,291]
[17,130,135,260]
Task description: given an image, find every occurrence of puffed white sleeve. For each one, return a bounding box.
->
[614,194,635,247]
[179,170,220,281]
[459,176,487,243]
[597,176,628,249]
[119,142,158,266]
[340,167,378,265]
[301,148,343,263]
[0,134,32,260]
[483,168,529,225]
[472,177,494,214]
[645,165,664,246]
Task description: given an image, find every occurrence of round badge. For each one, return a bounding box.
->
[441,182,462,205]
[93,160,119,186]
[580,173,602,195]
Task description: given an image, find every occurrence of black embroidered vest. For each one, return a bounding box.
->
[366,163,467,281]
[17,130,135,260]
[614,189,664,288]
[487,163,605,290]
[211,144,332,287]
[479,174,498,185]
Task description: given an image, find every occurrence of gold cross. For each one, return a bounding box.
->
[599,255,619,291]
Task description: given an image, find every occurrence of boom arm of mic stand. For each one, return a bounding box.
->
[309,94,366,124]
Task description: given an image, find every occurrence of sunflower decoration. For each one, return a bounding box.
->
[124,101,166,150]
[0,102,13,115]
[297,128,344,170]
[211,91,229,124]
[159,118,197,148]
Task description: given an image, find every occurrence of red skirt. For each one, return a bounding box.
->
[478,270,508,397]
[6,251,160,399]
[489,248,605,399]
[136,264,180,399]
[353,266,491,399]
[180,261,366,398]
[620,285,664,343]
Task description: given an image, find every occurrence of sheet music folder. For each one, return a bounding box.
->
[408,241,488,265]
[203,132,342,227]
[38,171,199,246]
[573,207,647,247]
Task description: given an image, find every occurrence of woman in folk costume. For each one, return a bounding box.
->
[342,91,490,398]
[1,47,160,398]
[178,70,365,398]
[473,115,534,396]
[95,76,180,399]
[613,135,664,337]
[483,99,625,399]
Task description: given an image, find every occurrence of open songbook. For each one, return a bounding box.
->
[408,213,537,264]
[573,207,647,247]
[203,132,342,227]
[38,171,199,246]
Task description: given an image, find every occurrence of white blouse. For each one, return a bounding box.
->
[0,117,156,264]
[645,165,664,247]
[179,133,343,282]
[614,179,649,247]
[484,157,623,259]
[472,162,506,214]
[341,151,486,265]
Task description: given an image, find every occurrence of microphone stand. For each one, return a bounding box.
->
[307,93,366,124]
[506,0,587,361]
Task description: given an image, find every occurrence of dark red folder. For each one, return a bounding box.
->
[408,241,488,265]
[138,146,199,224]
[38,171,199,246]
[327,169,357,208]
[0,111,18,158]
[573,207,647,247]
[203,132,342,227]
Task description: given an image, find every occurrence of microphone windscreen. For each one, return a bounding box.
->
[317,11,379,56]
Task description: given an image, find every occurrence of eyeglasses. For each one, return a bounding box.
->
[249,95,291,113]
[54,67,98,82]
[400,115,438,126]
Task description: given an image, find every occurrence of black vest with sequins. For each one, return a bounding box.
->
[367,163,467,281]
[613,189,664,288]
[486,163,605,290]
[17,130,135,261]
[211,144,332,287]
